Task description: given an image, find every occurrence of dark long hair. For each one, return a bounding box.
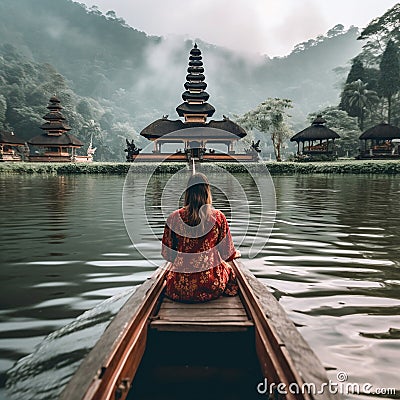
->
[184,173,212,227]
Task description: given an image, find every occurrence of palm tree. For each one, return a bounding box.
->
[342,80,379,130]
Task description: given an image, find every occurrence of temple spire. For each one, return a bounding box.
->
[40,96,71,136]
[176,44,215,124]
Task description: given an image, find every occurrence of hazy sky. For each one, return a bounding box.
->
[81,0,398,56]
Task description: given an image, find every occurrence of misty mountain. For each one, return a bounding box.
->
[0,0,363,159]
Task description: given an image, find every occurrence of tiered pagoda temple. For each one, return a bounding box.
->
[290,115,340,160]
[29,96,84,162]
[137,44,256,162]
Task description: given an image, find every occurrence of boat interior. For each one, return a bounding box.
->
[128,293,264,400]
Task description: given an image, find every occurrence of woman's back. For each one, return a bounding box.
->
[162,207,236,272]
[161,173,239,302]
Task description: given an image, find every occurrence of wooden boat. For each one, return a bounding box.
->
[60,261,339,400]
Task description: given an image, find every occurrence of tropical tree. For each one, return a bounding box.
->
[390,93,400,127]
[326,24,345,38]
[0,95,6,129]
[236,98,293,162]
[80,119,101,142]
[339,57,366,114]
[358,3,400,66]
[346,57,366,84]
[341,80,379,130]
[379,40,400,124]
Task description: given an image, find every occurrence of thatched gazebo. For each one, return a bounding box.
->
[290,115,340,159]
[359,123,400,159]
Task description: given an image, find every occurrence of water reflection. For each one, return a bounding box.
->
[267,175,400,398]
[0,173,399,400]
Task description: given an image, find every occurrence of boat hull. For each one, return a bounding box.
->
[60,262,339,400]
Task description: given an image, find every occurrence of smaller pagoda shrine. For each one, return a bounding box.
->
[290,115,340,160]
[358,123,400,159]
[0,130,27,161]
[28,96,84,162]
[138,44,256,162]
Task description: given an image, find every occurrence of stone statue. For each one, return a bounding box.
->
[251,140,261,153]
[124,139,142,161]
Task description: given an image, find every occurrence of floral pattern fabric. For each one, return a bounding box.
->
[161,207,239,302]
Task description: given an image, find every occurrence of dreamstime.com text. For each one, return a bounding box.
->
[256,372,397,396]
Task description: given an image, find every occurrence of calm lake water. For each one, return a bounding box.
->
[0,172,399,399]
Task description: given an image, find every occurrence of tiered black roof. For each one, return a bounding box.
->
[47,96,63,110]
[43,111,65,121]
[140,43,247,141]
[40,96,71,133]
[29,133,83,146]
[176,43,215,119]
[291,115,340,142]
[28,96,83,147]
[184,82,207,91]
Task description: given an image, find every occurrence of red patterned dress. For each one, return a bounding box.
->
[161,207,239,302]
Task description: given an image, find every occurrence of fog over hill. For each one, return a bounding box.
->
[0,0,363,159]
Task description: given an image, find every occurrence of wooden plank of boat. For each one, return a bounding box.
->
[150,294,253,332]
[60,261,339,400]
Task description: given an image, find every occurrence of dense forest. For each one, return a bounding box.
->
[1,0,396,160]
[310,4,400,157]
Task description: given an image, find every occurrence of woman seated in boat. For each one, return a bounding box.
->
[161,173,240,302]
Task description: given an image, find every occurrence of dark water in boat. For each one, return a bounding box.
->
[0,172,399,399]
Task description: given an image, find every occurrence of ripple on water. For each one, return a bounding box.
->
[6,288,135,400]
